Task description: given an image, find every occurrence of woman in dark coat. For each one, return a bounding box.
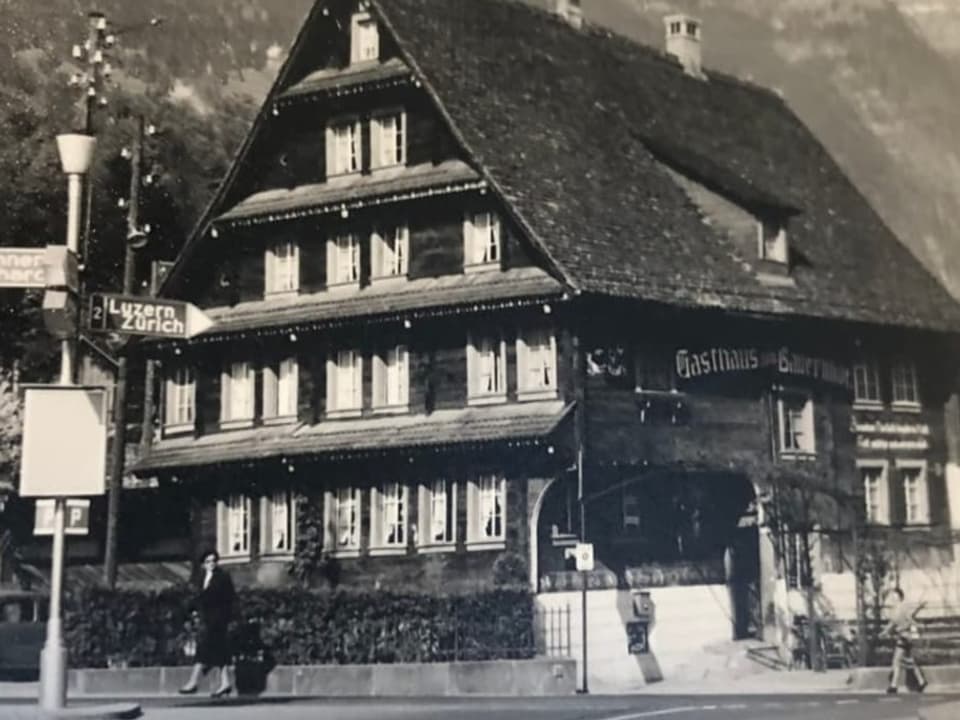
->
[180,549,236,697]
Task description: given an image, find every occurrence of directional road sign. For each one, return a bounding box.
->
[0,247,46,288]
[88,293,214,339]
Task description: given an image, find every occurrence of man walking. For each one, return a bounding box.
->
[882,587,927,694]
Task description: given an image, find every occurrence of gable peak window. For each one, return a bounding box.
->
[777,391,815,457]
[463,211,502,271]
[757,219,788,264]
[371,111,406,170]
[373,344,409,411]
[371,225,409,281]
[852,359,881,407]
[220,360,255,429]
[163,363,195,434]
[326,119,362,177]
[265,239,299,295]
[467,332,506,404]
[891,359,920,408]
[350,7,379,64]
[327,233,360,288]
[517,328,557,400]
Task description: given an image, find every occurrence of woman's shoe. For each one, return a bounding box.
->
[177,685,198,695]
[211,685,232,699]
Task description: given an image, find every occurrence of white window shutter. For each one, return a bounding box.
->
[353,354,363,408]
[325,126,336,178]
[370,116,382,170]
[462,214,472,267]
[220,366,231,421]
[326,237,336,285]
[263,362,278,418]
[325,356,337,412]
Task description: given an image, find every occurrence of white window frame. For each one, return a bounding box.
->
[326,233,361,289]
[350,8,379,64]
[467,474,506,550]
[325,118,362,177]
[463,211,501,272]
[891,360,920,409]
[260,491,296,557]
[517,328,558,400]
[371,225,409,282]
[897,459,929,526]
[163,364,195,435]
[418,479,457,551]
[371,110,406,170]
[370,481,408,555]
[467,333,507,404]
[757,220,788,264]
[262,356,299,424]
[858,459,889,526]
[325,486,362,557]
[372,344,409,412]
[220,360,255,429]
[217,494,251,560]
[777,392,815,457]
[852,360,881,408]
[264,239,299,295]
[326,349,363,418]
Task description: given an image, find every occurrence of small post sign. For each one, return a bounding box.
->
[0,247,46,288]
[574,542,594,572]
[35,499,90,536]
[88,293,214,338]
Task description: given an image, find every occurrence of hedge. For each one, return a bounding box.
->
[62,586,536,669]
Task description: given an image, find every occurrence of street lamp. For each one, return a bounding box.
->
[39,131,97,712]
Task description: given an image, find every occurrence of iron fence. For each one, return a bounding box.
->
[534,605,572,658]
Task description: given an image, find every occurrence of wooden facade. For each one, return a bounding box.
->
[132,0,960,639]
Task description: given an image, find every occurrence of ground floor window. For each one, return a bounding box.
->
[371,481,408,553]
[419,478,456,548]
[325,486,362,556]
[217,495,251,559]
[261,491,296,556]
[468,474,506,548]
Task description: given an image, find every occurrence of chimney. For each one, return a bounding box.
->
[664,14,705,79]
[550,0,584,30]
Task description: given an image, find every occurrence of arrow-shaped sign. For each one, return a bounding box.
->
[88,293,215,339]
[0,247,46,288]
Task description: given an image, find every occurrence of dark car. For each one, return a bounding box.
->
[0,590,47,680]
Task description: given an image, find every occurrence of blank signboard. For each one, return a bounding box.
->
[19,385,108,497]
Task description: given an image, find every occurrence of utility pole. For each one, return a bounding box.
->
[103,115,147,588]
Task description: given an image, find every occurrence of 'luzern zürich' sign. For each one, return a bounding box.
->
[675,346,851,387]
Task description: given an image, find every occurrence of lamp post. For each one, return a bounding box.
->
[39,131,96,712]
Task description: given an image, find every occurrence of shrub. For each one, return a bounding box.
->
[63,586,534,668]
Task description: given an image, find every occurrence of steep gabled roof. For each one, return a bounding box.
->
[369,0,960,331]
[164,0,960,332]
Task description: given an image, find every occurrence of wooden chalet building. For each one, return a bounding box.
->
[134,0,960,677]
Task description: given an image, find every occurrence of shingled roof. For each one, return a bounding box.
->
[362,0,960,331]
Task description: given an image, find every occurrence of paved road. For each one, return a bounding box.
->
[2,694,954,720]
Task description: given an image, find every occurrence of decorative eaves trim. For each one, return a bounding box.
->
[217,177,487,229]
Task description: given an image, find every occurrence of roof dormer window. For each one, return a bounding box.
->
[758,219,788,264]
[350,9,379,64]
